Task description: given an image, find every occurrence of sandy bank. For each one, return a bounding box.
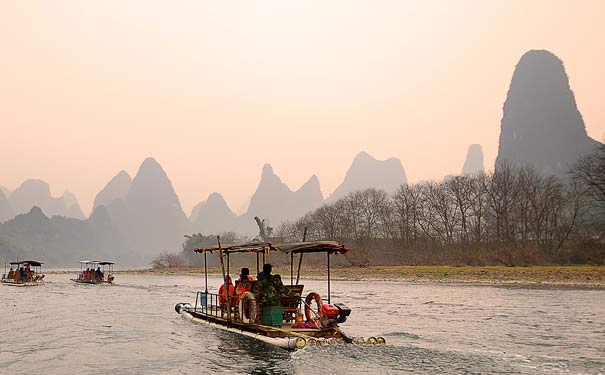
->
[112,265,605,288]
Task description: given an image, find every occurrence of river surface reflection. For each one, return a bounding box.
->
[1,274,603,374]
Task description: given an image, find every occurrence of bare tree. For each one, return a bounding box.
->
[572,143,605,206]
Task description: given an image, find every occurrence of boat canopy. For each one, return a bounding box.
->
[9,260,43,266]
[274,241,350,255]
[78,260,115,265]
[194,241,350,255]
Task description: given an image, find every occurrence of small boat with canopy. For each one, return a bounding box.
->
[71,260,115,284]
[175,239,385,350]
[1,260,45,286]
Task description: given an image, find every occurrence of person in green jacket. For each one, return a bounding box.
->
[254,263,297,306]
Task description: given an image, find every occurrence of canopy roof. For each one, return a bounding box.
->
[193,241,350,255]
[9,260,43,266]
[79,260,115,265]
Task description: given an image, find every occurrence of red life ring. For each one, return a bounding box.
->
[304,292,324,322]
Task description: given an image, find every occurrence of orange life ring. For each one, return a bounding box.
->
[304,292,324,322]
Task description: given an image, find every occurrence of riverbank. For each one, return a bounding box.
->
[116,265,605,288]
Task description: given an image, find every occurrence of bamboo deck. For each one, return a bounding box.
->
[187,308,341,339]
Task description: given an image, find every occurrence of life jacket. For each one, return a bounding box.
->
[235,275,254,302]
[219,284,235,306]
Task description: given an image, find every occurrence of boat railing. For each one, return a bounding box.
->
[194,290,306,325]
[194,291,223,318]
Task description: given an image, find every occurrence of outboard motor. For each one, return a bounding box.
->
[334,303,351,323]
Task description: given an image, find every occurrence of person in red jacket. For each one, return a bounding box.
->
[235,267,255,304]
[218,275,235,310]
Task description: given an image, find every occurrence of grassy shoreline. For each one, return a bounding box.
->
[107,265,605,288]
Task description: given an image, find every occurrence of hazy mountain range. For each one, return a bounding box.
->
[0,151,410,264]
[0,49,601,265]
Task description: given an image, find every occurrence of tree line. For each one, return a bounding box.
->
[276,148,605,266]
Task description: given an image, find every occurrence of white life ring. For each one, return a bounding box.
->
[238,291,257,324]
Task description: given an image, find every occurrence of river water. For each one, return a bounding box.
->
[0,273,603,374]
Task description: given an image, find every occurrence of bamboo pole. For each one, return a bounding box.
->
[204,252,208,293]
[327,252,331,305]
[295,227,308,285]
[217,236,231,322]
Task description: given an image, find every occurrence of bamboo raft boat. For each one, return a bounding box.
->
[70,260,115,284]
[176,240,385,350]
[1,260,45,287]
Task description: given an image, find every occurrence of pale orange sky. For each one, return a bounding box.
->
[0,1,603,216]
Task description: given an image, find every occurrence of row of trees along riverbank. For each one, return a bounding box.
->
[167,144,603,269]
[276,146,605,267]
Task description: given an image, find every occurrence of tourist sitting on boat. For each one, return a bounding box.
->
[95,267,103,281]
[7,268,14,280]
[235,267,255,304]
[254,264,298,307]
[19,267,26,281]
[218,275,235,308]
[25,265,33,281]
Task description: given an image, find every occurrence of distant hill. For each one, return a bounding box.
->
[62,190,86,220]
[190,192,238,234]
[243,164,324,232]
[93,170,132,210]
[7,179,85,220]
[328,151,407,202]
[0,190,14,223]
[0,206,134,265]
[0,186,10,197]
[1,158,190,263]
[496,50,601,175]
[9,179,65,217]
[461,144,485,175]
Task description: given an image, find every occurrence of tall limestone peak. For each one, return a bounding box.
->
[496,50,601,175]
[0,189,14,223]
[190,192,237,234]
[9,179,67,217]
[328,151,408,202]
[461,144,485,175]
[124,157,188,257]
[247,164,293,218]
[93,170,132,209]
[127,158,184,211]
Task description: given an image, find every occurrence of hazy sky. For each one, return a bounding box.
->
[1,1,603,216]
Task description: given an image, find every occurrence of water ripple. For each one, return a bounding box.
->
[0,274,603,374]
